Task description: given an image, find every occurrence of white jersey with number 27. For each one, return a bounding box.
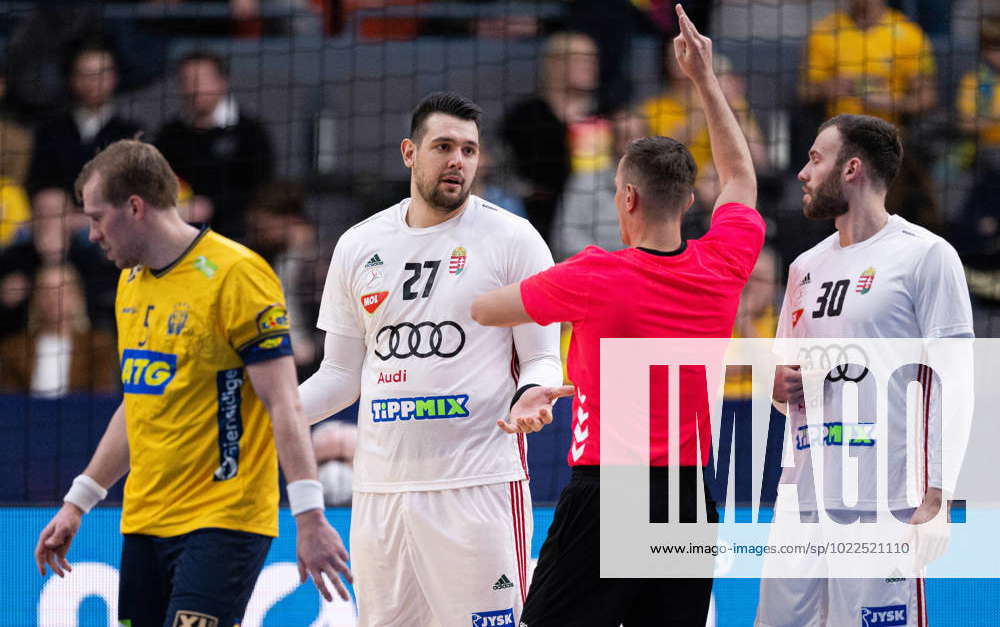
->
[317,195,562,493]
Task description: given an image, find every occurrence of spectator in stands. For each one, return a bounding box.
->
[245,181,322,371]
[551,109,647,261]
[0,189,117,338]
[800,0,937,124]
[642,49,770,211]
[955,16,1000,259]
[568,0,713,114]
[156,51,274,242]
[0,264,117,397]
[0,64,34,247]
[500,31,603,243]
[0,66,34,187]
[312,420,357,507]
[25,40,143,199]
[801,0,943,238]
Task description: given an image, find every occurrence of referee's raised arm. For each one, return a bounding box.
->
[673,4,757,210]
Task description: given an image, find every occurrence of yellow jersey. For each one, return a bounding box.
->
[803,9,935,122]
[957,63,1000,147]
[0,177,29,246]
[116,228,292,538]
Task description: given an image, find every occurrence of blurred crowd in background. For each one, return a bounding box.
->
[0,1,997,497]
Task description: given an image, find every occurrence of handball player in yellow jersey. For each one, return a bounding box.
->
[33,140,352,627]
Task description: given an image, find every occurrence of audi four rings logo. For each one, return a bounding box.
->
[796,343,870,383]
[375,321,466,360]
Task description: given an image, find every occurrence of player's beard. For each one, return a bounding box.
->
[417,172,471,213]
[803,172,849,220]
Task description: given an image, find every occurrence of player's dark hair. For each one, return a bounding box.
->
[75,139,179,209]
[410,92,482,144]
[818,114,903,189]
[177,50,229,78]
[621,136,697,217]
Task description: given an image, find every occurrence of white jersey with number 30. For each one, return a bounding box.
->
[776,215,973,510]
[317,195,562,493]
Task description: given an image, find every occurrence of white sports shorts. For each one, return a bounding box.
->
[351,480,532,627]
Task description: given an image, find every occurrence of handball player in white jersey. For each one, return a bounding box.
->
[298,92,564,626]
[756,114,973,627]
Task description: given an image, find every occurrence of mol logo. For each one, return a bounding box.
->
[371,394,469,422]
[861,604,906,626]
[472,609,514,627]
[121,349,177,395]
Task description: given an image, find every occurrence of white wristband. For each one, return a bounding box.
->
[64,474,108,513]
[287,479,325,516]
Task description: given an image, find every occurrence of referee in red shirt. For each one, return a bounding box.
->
[471,6,764,626]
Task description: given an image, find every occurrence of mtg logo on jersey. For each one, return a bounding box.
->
[372,394,470,422]
[121,349,177,395]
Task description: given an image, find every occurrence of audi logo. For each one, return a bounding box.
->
[374,321,466,360]
[796,343,870,383]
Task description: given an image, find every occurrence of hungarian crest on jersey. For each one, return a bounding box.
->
[856,267,876,295]
[449,246,467,275]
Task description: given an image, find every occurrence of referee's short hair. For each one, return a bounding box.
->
[410,92,482,144]
[819,114,903,190]
[621,136,697,218]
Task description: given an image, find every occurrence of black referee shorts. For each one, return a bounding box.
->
[520,466,718,627]
[118,527,271,627]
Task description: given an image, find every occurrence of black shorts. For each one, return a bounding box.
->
[520,466,718,627]
[118,527,272,627]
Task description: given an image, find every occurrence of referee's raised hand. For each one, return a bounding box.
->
[672,4,714,84]
[499,385,575,434]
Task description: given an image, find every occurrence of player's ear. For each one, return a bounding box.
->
[401,138,416,168]
[127,194,144,219]
[843,156,861,182]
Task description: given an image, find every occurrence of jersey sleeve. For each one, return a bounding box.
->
[911,240,974,338]
[699,203,767,281]
[520,247,596,326]
[221,258,294,365]
[316,234,365,339]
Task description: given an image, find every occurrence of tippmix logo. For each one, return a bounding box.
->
[371,394,470,422]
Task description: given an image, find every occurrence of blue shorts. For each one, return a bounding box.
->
[118,527,272,627]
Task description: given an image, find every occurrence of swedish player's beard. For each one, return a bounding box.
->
[803,173,849,220]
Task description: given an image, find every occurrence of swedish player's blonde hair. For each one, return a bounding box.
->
[75,139,179,210]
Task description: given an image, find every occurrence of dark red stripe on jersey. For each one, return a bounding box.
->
[920,365,931,493]
[510,481,527,603]
[517,433,528,477]
[918,577,926,627]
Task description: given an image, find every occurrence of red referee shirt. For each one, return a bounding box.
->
[520,202,765,467]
